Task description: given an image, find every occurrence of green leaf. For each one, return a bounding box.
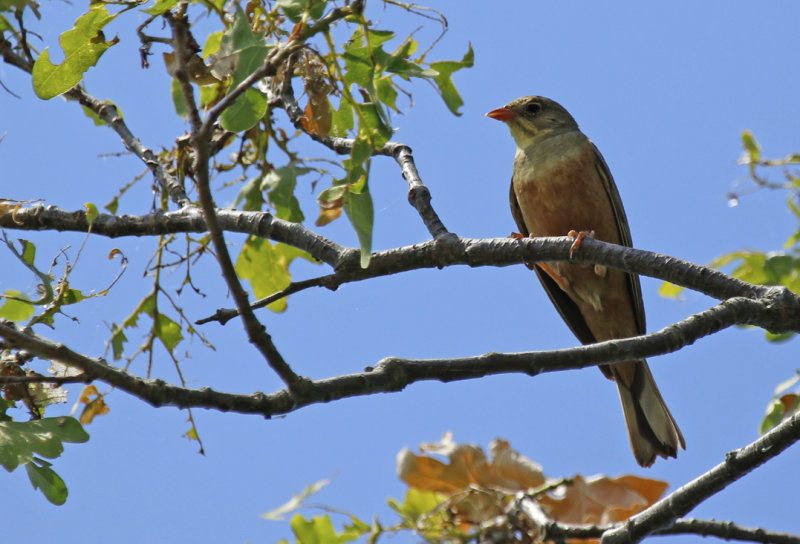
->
[17,239,36,266]
[143,0,180,15]
[330,98,354,137]
[343,188,373,268]
[261,166,309,222]
[376,77,398,111]
[84,202,99,226]
[110,323,127,360]
[215,8,272,131]
[202,30,224,59]
[81,104,107,126]
[0,416,89,472]
[765,331,795,342]
[318,184,347,203]
[1,0,40,18]
[276,0,327,23]
[61,287,86,305]
[154,313,183,352]
[290,514,365,544]
[763,254,797,282]
[171,78,190,119]
[32,5,118,100]
[0,291,34,322]
[429,44,474,116]
[235,177,266,212]
[658,281,684,299]
[220,87,267,132]
[760,398,786,434]
[741,130,761,163]
[356,102,392,148]
[387,489,444,522]
[26,458,69,505]
[235,237,317,312]
[342,30,374,88]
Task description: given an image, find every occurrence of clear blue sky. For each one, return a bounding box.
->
[2,1,799,542]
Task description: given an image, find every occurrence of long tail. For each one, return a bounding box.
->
[612,361,685,467]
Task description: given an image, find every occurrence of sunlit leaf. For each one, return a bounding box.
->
[741,130,760,163]
[143,0,179,16]
[0,291,34,322]
[84,202,99,226]
[290,513,365,544]
[388,488,445,522]
[429,44,474,116]
[154,313,183,352]
[658,281,684,299]
[235,237,317,312]
[32,5,118,99]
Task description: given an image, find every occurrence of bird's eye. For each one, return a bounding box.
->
[525,103,541,114]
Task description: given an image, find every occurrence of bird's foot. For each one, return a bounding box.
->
[568,230,595,259]
[509,232,538,270]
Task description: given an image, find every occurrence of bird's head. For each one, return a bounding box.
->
[486,96,579,148]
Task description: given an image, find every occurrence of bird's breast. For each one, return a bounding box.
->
[512,135,621,245]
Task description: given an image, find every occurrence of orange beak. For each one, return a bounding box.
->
[486,106,516,122]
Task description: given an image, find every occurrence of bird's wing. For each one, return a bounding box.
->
[509,180,597,345]
[591,144,647,335]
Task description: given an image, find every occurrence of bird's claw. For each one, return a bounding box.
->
[568,229,595,259]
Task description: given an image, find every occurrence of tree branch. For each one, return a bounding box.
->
[0,297,775,419]
[5,205,798,333]
[274,72,451,239]
[164,12,310,394]
[599,405,800,544]
[521,508,800,544]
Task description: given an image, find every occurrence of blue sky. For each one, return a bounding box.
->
[2,1,799,542]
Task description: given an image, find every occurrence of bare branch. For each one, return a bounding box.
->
[1,205,344,267]
[0,374,90,385]
[522,509,800,544]
[600,407,800,544]
[0,298,774,419]
[275,76,451,239]
[6,205,798,335]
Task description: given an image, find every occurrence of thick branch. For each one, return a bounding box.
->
[5,205,798,334]
[0,298,770,418]
[1,205,344,267]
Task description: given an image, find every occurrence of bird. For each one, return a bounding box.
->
[486,96,684,467]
